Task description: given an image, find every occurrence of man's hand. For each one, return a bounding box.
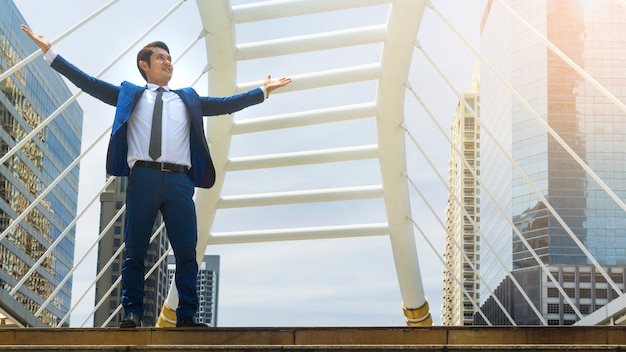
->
[21,25,51,53]
[263,74,292,96]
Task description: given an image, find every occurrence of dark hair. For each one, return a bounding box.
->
[136,41,170,81]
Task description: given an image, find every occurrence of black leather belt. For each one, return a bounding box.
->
[134,160,188,173]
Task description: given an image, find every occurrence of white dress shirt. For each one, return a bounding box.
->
[126,84,191,168]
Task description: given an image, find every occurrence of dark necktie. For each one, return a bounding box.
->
[149,87,164,160]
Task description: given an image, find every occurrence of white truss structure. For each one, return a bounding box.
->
[157,0,431,327]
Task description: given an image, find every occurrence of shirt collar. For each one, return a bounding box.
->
[146,83,170,92]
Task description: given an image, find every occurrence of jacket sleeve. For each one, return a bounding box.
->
[50,55,121,106]
[198,88,265,116]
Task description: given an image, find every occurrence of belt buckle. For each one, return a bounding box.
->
[160,163,171,172]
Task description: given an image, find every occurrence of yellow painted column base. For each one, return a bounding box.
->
[403,299,432,326]
[155,302,177,328]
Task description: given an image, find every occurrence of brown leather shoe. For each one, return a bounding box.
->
[119,313,142,328]
[176,316,209,328]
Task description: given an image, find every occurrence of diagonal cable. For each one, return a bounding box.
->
[0,126,110,244]
[407,214,492,326]
[9,175,117,296]
[429,2,624,292]
[0,0,120,83]
[402,122,520,325]
[74,222,168,327]
[493,0,626,115]
[35,202,125,317]
[96,234,171,328]
[0,0,186,169]
[409,42,584,319]
[403,83,547,324]
[5,0,188,318]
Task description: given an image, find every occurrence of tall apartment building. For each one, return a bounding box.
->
[479,0,626,325]
[442,65,481,326]
[0,2,83,327]
[168,255,219,326]
[94,176,169,327]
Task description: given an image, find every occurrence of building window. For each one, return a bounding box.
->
[580,288,591,298]
[579,304,590,315]
[579,272,591,282]
[547,303,559,314]
[563,304,575,314]
[610,273,624,284]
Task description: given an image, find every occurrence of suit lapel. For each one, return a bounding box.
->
[112,83,146,135]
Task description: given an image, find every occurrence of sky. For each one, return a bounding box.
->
[13,0,481,327]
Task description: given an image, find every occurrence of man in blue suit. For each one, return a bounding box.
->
[22,25,291,328]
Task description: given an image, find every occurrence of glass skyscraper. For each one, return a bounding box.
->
[0,2,83,326]
[479,0,626,325]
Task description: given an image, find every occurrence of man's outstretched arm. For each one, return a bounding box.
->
[196,74,292,116]
[20,24,121,106]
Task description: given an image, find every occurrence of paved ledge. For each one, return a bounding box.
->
[0,326,625,349]
[0,346,625,352]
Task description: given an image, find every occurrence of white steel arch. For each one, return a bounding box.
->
[156,0,432,327]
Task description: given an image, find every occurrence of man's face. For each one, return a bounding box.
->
[144,47,173,85]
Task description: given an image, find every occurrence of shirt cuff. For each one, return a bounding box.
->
[43,48,58,64]
[260,86,268,100]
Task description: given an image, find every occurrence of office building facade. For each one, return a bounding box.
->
[442,67,481,326]
[94,176,170,327]
[168,255,219,326]
[479,0,626,324]
[0,1,83,327]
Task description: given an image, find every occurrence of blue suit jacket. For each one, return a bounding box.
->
[50,55,264,188]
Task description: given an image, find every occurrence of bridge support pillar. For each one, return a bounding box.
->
[403,299,432,326]
[155,303,176,328]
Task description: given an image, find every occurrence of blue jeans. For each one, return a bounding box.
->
[121,167,198,319]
